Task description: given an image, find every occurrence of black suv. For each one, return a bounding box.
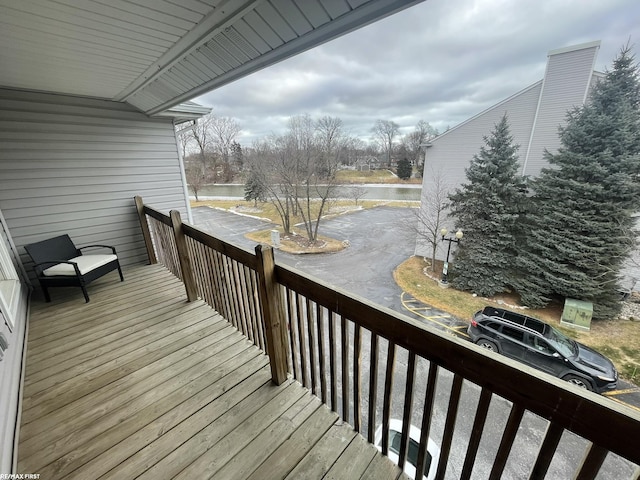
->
[468,306,617,393]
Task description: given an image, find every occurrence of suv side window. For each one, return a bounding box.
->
[532,336,555,355]
[484,321,501,331]
[500,325,525,342]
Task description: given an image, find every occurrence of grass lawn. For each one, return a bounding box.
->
[395,256,640,385]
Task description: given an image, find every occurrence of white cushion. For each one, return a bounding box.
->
[43,254,117,277]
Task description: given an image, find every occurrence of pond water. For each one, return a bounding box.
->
[195,183,422,201]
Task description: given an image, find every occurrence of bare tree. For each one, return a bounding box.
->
[255,114,342,244]
[371,119,400,167]
[402,120,438,172]
[414,166,451,271]
[316,116,344,161]
[210,116,241,182]
[185,163,205,201]
[347,185,368,206]
[191,115,214,172]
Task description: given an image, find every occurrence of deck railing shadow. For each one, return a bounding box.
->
[135,196,640,480]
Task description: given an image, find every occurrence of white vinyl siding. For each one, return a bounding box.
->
[522,45,599,177]
[414,82,541,258]
[415,43,600,259]
[0,89,189,281]
[420,81,541,200]
[0,222,28,474]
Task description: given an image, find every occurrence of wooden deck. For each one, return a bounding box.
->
[17,264,406,479]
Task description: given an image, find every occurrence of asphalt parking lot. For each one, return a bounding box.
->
[191,205,640,411]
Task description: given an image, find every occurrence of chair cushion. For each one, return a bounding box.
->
[43,254,118,277]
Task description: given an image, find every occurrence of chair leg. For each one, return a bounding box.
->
[42,286,51,303]
[81,286,90,303]
[117,264,124,282]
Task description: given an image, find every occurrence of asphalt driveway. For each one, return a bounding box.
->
[192,205,447,314]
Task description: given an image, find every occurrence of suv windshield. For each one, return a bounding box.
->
[546,327,576,357]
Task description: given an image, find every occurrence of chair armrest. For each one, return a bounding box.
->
[79,244,117,255]
[33,260,81,277]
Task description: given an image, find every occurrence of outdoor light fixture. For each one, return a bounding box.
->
[441,228,463,284]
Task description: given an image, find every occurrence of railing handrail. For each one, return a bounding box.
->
[274,261,640,463]
[135,197,640,470]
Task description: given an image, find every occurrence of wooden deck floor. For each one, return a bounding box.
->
[18,264,406,479]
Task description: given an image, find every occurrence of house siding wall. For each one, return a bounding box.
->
[414,82,541,257]
[522,45,599,177]
[415,43,600,259]
[0,221,28,474]
[0,89,189,280]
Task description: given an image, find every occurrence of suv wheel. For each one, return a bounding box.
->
[477,339,498,352]
[564,375,593,391]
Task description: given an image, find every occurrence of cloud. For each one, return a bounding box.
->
[195,0,640,144]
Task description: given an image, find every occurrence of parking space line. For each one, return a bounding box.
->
[603,388,640,396]
[401,293,469,338]
[605,395,640,414]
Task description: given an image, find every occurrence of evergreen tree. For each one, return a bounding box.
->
[397,157,412,180]
[516,45,640,319]
[448,114,528,296]
[244,167,266,207]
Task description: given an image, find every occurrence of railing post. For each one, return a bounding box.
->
[255,244,289,385]
[170,210,198,302]
[134,195,157,265]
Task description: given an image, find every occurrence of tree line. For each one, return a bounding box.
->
[179,111,439,200]
[179,111,438,245]
[439,46,640,319]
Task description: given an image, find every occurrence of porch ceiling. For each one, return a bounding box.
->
[0,0,424,116]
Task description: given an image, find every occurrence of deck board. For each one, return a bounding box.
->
[18,264,404,479]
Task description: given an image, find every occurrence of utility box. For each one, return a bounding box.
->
[561,298,593,331]
[270,229,281,248]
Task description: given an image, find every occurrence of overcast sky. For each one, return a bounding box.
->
[195,0,640,145]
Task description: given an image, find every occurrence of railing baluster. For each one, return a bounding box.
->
[329,310,337,412]
[232,260,249,338]
[225,256,242,327]
[435,374,464,480]
[306,298,317,395]
[243,265,259,346]
[574,444,609,480]
[460,387,493,480]
[317,304,327,405]
[381,340,396,456]
[530,422,564,480]
[416,360,439,480]
[367,333,379,444]
[207,247,224,313]
[489,404,526,480]
[212,250,231,320]
[353,323,362,433]
[296,293,309,388]
[341,315,350,424]
[398,351,416,471]
[285,289,300,380]
[236,261,253,342]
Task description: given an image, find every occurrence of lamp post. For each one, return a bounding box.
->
[440,228,463,284]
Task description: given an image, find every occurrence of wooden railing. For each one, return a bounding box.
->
[135,197,640,480]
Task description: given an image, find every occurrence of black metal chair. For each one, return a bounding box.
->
[24,234,124,303]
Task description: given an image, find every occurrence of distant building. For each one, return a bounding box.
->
[415,41,602,258]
